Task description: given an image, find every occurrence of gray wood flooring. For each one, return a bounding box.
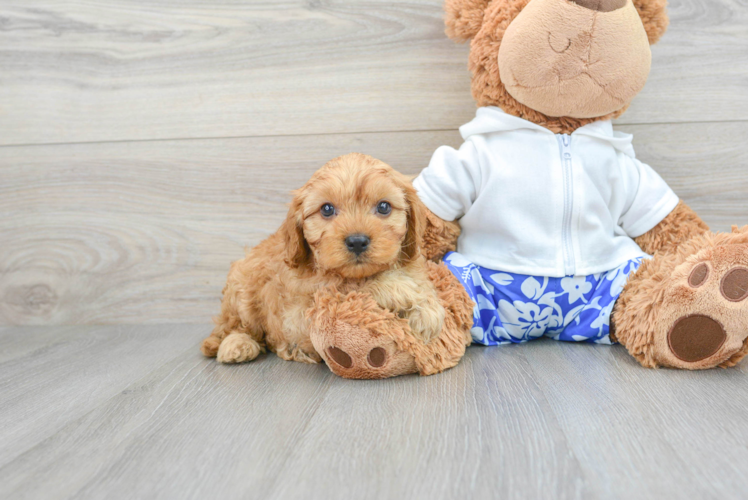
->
[1,325,747,500]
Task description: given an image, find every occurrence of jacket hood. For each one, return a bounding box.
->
[459,106,636,158]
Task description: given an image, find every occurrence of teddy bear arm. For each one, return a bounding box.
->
[633,200,709,256]
[422,208,461,261]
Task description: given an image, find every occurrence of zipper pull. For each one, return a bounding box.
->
[562,134,570,147]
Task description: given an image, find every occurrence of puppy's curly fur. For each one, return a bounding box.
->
[201,153,446,365]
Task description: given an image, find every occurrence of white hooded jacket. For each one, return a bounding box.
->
[413,106,679,277]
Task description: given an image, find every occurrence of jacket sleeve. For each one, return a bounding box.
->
[412,141,481,222]
[617,155,680,238]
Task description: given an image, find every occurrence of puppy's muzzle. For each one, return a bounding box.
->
[345,234,370,256]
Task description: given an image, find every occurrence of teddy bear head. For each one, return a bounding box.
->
[445,0,668,132]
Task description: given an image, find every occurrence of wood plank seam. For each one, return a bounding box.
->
[1,119,747,149]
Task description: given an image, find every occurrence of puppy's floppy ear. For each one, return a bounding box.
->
[282,190,312,269]
[394,173,427,264]
[445,0,493,42]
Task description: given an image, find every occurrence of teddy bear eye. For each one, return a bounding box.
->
[320,203,335,218]
[376,201,392,215]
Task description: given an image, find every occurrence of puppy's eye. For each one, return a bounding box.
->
[320,203,335,218]
[376,201,392,216]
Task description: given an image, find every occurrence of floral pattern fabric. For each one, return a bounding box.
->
[443,252,646,346]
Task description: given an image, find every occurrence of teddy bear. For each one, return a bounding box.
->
[311,0,748,376]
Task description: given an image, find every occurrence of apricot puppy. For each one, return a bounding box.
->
[201,153,445,365]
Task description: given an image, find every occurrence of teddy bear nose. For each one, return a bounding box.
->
[345,234,370,255]
[569,0,626,12]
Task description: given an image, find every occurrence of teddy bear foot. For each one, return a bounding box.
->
[616,227,748,369]
[307,262,474,379]
[663,243,748,368]
[307,290,418,379]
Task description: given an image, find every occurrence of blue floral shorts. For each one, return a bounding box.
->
[443,252,647,346]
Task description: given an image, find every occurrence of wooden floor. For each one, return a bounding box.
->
[2,1,748,498]
[1,325,747,500]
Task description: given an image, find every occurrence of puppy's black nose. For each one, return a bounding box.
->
[345,234,370,255]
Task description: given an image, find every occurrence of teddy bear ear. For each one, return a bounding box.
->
[444,0,493,42]
[632,0,669,45]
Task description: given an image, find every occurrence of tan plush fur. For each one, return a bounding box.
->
[308,290,420,379]
[308,261,474,378]
[201,153,473,377]
[497,0,651,118]
[614,225,748,369]
[432,0,748,370]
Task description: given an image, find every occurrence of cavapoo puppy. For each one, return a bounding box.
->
[200,153,446,365]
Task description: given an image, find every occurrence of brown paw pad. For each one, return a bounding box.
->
[668,315,727,363]
[327,347,352,368]
[721,267,748,302]
[326,346,389,370]
[367,347,387,368]
[688,262,709,288]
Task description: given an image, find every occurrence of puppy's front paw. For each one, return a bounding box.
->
[406,302,445,343]
[216,332,263,364]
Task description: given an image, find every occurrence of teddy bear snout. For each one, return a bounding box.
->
[568,0,626,13]
[498,0,651,118]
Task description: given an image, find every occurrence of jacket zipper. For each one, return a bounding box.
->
[558,134,576,276]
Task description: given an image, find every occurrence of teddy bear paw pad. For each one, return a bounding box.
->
[326,346,388,370]
[720,267,748,302]
[326,347,353,368]
[668,314,726,363]
[367,347,387,367]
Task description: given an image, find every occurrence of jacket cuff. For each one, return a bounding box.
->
[412,175,459,222]
[626,191,680,238]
